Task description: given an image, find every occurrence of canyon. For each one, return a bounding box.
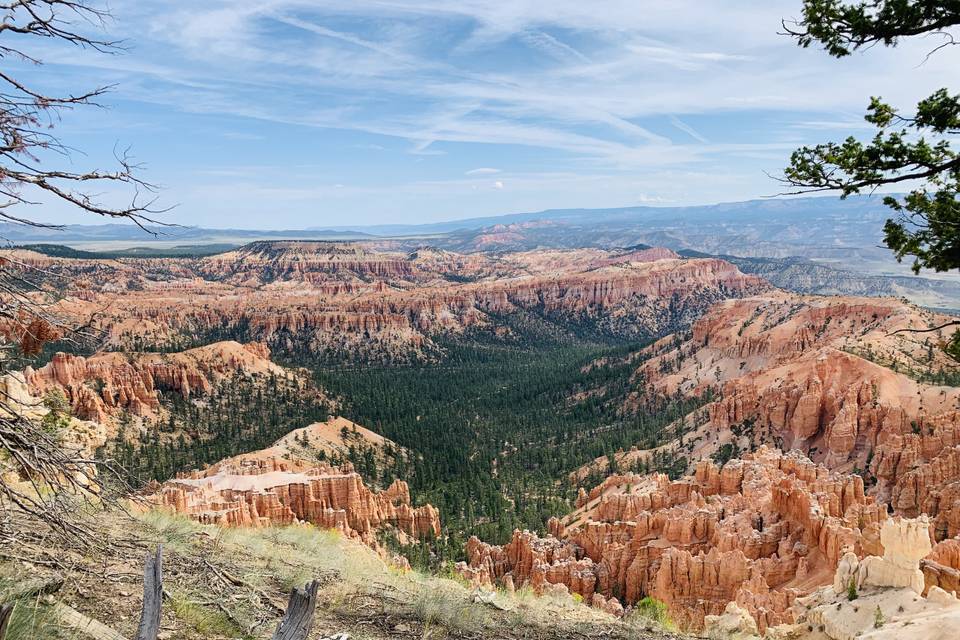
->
[464,290,960,633]
[7,239,960,639]
[6,242,768,360]
[648,294,960,549]
[581,293,960,497]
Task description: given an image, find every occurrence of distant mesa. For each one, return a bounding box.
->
[3,242,769,361]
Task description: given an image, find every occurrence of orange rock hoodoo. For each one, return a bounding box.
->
[872,411,960,543]
[459,447,891,631]
[155,456,440,548]
[925,538,960,596]
[638,293,960,478]
[23,341,280,423]
[611,293,960,555]
[10,243,768,359]
[541,291,960,630]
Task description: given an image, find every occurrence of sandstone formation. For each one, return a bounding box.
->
[765,516,960,640]
[832,517,931,596]
[575,294,960,536]
[459,447,892,631]
[871,410,960,543]
[703,602,759,640]
[153,455,440,549]
[3,243,767,361]
[640,293,959,443]
[0,371,107,480]
[23,341,285,423]
[923,538,960,596]
[0,371,34,415]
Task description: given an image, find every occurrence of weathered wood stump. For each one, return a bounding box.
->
[272,580,320,640]
[135,545,163,640]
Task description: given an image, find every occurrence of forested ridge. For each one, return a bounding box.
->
[103,372,331,486]
[87,310,703,566]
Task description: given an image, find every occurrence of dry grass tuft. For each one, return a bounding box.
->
[0,574,74,640]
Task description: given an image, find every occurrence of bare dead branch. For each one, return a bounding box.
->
[887,319,960,336]
[0,1,171,231]
[135,546,163,640]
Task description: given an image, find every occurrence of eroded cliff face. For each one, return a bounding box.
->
[23,341,284,423]
[578,294,960,517]
[675,297,960,553]
[152,455,440,550]
[459,447,893,631]
[6,243,767,360]
[754,517,960,640]
[925,538,960,596]
[638,292,957,399]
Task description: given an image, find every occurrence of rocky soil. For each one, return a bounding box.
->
[0,508,689,640]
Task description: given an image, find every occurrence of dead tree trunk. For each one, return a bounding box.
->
[272,580,320,640]
[135,545,163,640]
[0,603,13,640]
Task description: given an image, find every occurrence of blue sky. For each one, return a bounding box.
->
[19,0,960,229]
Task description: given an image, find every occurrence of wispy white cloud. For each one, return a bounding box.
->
[520,30,591,63]
[668,115,708,144]
[79,1,960,163]
[29,0,960,226]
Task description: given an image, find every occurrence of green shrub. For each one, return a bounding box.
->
[874,605,885,628]
[629,596,676,631]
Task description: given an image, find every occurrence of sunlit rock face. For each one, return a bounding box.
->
[152,456,440,548]
[460,447,898,631]
[770,516,960,640]
[630,292,960,466]
[23,341,281,423]
[574,293,960,546]
[3,244,768,361]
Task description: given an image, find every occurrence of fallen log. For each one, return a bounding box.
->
[53,603,128,640]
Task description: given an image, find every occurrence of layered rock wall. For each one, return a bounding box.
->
[23,341,281,422]
[19,243,767,359]
[154,456,440,548]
